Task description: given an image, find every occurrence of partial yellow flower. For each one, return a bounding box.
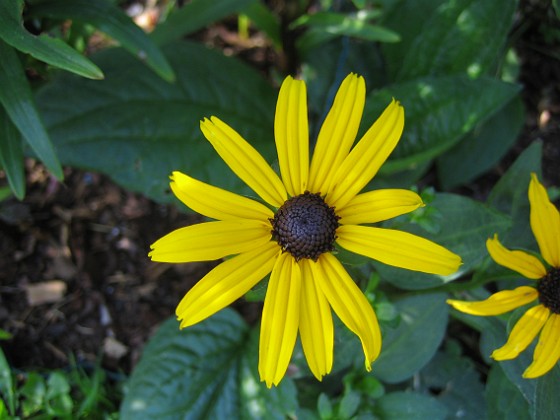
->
[150,73,462,387]
[448,173,560,378]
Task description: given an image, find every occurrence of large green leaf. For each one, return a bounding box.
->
[365,76,520,174]
[533,367,560,420]
[151,0,255,46]
[374,391,448,419]
[29,0,175,82]
[0,108,25,200]
[486,364,531,420]
[0,39,63,181]
[36,41,277,204]
[0,0,102,79]
[120,311,297,419]
[382,0,516,81]
[372,293,448,383]
[0,347,15,416]
[374,193,511,290]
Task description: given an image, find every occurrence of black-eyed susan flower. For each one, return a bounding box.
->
[448,173,560,379]
[150,73,462,387]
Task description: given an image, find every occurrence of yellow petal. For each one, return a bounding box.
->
[529,173,560,267]
[523,313,560,378]
[176,243,279,328]
[170,171,273,221]
[299,259,334,380]
[259,252,302,388]
[336,225,462,275]
[486,234,547,280]
[200,116,287,207]
[337,189,424,225]
[492,304,550,360]
[149,220,271,262]
[308,74,365,194]
[275,76,309,196]
[312,253,381,370]
[327,99,404,209]
[447,286,538,316]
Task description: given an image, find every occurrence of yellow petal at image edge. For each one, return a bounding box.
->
[149,220,272,263]
[176,242,279,328]
[524,313,560,378]
[170,171,273,221]
[529,173,560,268]
[312,253,381,369]
[486,234,547,280]
[447,286,538,316]
[337,225,461,276]
[299,259,334,380]
[337,189,424,225]
[308,73,365,194]
[200,116,287,207]
[274,76,309,197]
[492,304,550,360]
[259,252,302,388]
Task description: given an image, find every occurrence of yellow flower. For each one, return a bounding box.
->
[150,73,462,387]
[448,173,560,379]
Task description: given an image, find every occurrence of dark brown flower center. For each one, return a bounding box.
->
[537,268,560,314]
[270,191,339,261]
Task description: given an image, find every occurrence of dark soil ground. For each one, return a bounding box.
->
[0,0,559,388]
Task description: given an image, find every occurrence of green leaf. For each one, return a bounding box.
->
[151,0,255,46]
[533,366,560,420]
[365,76,520,174]
[375,193,511,290]
[242,1,282,49]
[0,108,25,200]
[0,0,103,79]
[36,41,276,204]
[372,293,448,383]
[374,392,448,420]
[29,0,175,82]
[0,348,15,416]
[20,373,47,418]
[383,0,517,80]
[0,39,63,180]
[486,364,531,420]
[120,311,297,419]
[437,96,524,190]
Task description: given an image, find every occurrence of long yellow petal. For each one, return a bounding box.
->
[492,304,550,360]
[200,116,287,207]
[529,173,560,267]
[149,220,272,262]
[337,189,424,225]
[486,234,547,280]
[337,225,461,275]
[170,171,273,221]
[308,74,365,194]
[176,243,279,328]
[327,99,404,209]
[259,252,302,387]
[312,253,381,370]
[275,76,309,196]
[299,259,334,380]
[447,286,538,316]
[523,313,560,378]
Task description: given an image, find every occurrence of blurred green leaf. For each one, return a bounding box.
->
[29,0,175,82]
[534,366,560,420]
[384,0,517,80]
[374,391,448,419]
[365,76,520,174]
[36,41,276,204]
[242,1,282,49]
[437,96,524,190]
[317,393,333,419]
[45,372,73,416]
[0,348,14,416]
[486,364,531,420]
[0,0,103,79]
[120,311,297,419]
[0,39,63,181]
[152,0,255,46]
[373,293,448,383]
[0,108,25,200]
[20,373,47,417]
[375,193,510,290]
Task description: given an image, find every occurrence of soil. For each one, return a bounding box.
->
[0,0,559,386]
